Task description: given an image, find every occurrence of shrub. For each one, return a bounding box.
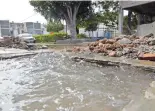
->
[34,32,67,43]
[77,33,87,39]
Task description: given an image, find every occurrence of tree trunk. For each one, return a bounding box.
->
[63,3,81,39]
[68,22,77,39]
[76,26,79,34]
[128,10,132,30]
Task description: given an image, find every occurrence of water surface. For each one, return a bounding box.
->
[0,52,154,111]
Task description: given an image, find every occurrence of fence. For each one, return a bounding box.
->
[79,27,118,41]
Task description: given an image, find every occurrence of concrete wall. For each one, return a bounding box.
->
[137,21,155,36]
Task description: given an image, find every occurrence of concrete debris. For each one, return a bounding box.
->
[72,33,155,61]
[0,37,36,49]
[117,38,132,45]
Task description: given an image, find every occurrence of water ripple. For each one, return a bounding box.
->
[0,52,153,111]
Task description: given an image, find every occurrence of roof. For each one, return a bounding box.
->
[120,1,153,9]
[120,1,155,16]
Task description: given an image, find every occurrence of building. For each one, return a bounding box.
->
[41,24,49,34]
[79,23,117,38]
[119,1,155,36]
[10,22,24,37]
[0,20,47,37]
[0,20,10,36]
[23,22,42,35]
[24,22,42,34]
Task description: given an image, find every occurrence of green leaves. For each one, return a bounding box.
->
[93,1,119,28]
[123,12,138,30]
[30,1,93,39]
[34,32,67,43]
[46,21,64,32]
[77,1,119,30]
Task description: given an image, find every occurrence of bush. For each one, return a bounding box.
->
[77,33,87,39]
[34,32,67,43]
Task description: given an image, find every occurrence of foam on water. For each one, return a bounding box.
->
[0,52,154,111]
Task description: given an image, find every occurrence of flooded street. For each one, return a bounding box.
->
[0,52,154,111]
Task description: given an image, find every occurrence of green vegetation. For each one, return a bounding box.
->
[46,20,64,32]
[77,34,87,39]
[30,1,92,39]
[34,32,67,43]
[30,1,137,39]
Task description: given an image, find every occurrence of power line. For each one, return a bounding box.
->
[19,13,37,23]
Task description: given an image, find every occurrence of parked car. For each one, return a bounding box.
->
[17,33,36,43]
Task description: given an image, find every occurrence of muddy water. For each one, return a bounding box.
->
[0,52,154,111]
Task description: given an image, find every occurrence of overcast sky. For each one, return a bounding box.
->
[0,0,47,23]
[0,0,127,24]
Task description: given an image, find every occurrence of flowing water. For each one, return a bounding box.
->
[0,52,154,111]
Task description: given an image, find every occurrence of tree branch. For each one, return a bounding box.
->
[67,7,72,23]
[73,2,81,22]
[68,6,73,20]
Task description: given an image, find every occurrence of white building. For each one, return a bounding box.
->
[23,22,42,35]
[79,23,117,38]
[0,21,49,37]
[0,20,10,36]
[10,22,24,37]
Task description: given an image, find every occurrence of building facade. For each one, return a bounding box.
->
[0,20,47,37]
[10,22,24,37]
[24,22,42,35]
[0,20,10,36]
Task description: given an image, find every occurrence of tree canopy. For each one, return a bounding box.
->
[78,1,119,32]
[46,20,64,32]
[95,1,119,27]
[30,1,92,39]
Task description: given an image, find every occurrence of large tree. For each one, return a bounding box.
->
[30,1,92,39]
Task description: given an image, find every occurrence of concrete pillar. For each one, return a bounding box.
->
[137,14,141,25]
[118,7,124,34]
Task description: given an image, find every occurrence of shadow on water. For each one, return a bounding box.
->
[0,52,154,111]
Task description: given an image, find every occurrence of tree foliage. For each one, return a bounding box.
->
[77,1,119,31]
[30,1,92,39]
[46,20,64,32]
[95,1,119,28]
[82,14,98,32]
[123,12,138,34]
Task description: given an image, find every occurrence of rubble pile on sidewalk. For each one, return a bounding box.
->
[0,37,29,49]
[72,33,155,60]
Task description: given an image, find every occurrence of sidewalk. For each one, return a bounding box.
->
[71,52,155,72]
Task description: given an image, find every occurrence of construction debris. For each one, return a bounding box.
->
[72,34,155,61]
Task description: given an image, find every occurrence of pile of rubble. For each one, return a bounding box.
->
[72,33,155,60]
[0,37,31,49]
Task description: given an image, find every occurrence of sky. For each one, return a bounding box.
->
[0,0,128,24]
[0,0,47,24]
